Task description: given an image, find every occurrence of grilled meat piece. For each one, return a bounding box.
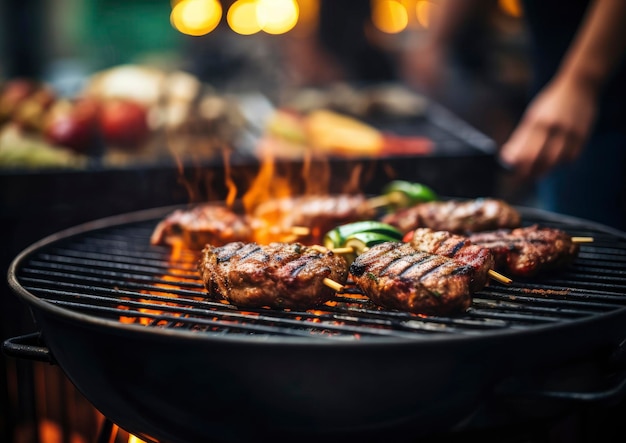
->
[381,198,521,234]
[151,205,254,249]
[252,194,376,244]
[152,194,375,250]
[349,242,476,315]
[409,228,495,291]
[199,242,348,309]
[468,225,580,277]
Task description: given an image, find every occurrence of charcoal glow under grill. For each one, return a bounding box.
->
[12,207,626,341]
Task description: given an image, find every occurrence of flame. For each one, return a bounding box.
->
[166,237,187,263]
[239,150,334,244]
[222,149,238,207]
[169,142,207,204]
[302,152,332,195]
[119,237,204,325]
[346,163,364,193]
[242,151,292,212]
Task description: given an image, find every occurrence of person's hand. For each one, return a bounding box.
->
[499,77,598,181]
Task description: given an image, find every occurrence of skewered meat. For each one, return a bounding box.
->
[381,198,521,234]
[349,242,476,315]
[468,224,580,277]
[151,204,255,249]
[152,194,376,249]
[199,242,348,309]
[409,228,495,291]
[252,194,376,243]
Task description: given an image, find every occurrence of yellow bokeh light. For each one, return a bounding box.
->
[371,0,408,34]
[171,0,222,36]
[228,0,262,35]
[257,0,299,35]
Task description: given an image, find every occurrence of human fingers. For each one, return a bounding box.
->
[529,130,570,178]
[499,118,551,181]
[535,127,587,177]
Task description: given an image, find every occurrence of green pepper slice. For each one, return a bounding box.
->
[323,221,402,249]
[381,180,438,209]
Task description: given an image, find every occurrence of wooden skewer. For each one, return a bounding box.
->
[272,226,310,242]
[290,226,311,236]
[310,245,330,254]
[323,277,345,293]
[488,269,512,285]
[572,236,594,243]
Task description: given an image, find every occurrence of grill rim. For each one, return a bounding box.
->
[8,202,626,347]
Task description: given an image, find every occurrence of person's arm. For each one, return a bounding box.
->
[558,0,626,96]
[499,0,626,179]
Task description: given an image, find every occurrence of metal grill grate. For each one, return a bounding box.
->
[12,207,626,341]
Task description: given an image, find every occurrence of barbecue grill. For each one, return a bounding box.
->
[4,204,626,443]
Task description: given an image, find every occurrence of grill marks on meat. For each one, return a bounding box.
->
[150,205,254,249]
[199,242,348,309]
[468,225,580,277]
[381,198,521,234]
[409,228,495,291]
[349,242,475,315]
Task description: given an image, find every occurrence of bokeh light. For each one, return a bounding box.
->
[228,0,263,35]
[371,0,408,34]
[257,0,299,34]
[171,0,223,36]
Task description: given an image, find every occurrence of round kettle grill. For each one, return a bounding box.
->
[4,204,626,443]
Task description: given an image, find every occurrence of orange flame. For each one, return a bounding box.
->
[222,149,238,207]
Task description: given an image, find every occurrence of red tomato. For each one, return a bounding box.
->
[99,99,149,147]
[402,230,414,243]
[43,98,100,153]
